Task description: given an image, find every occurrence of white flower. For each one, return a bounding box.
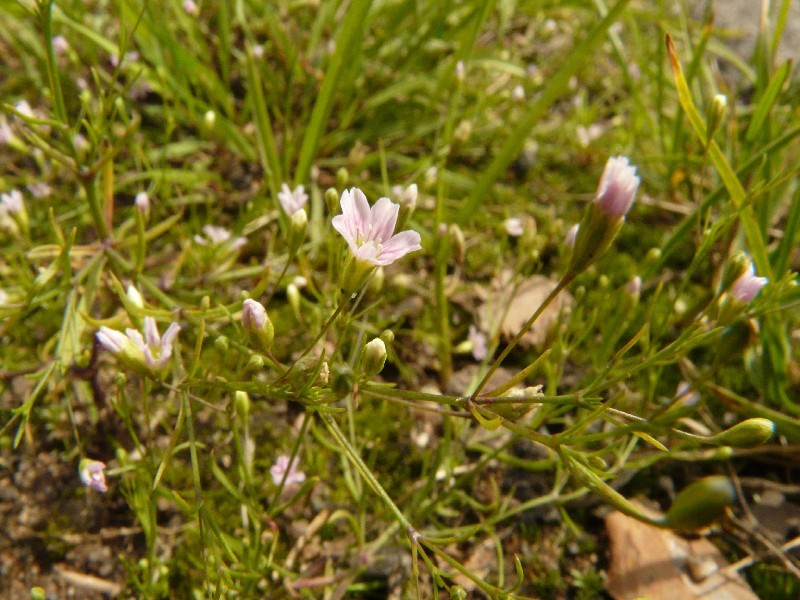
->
[194,225,246,250]
[277,183,308,217]
[79,459,108,493]
[331,188,421,266]
[0,190,23,214]
[504,217,524,237]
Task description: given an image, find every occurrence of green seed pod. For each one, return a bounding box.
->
[708,418,775,448]
[663,475,736,530]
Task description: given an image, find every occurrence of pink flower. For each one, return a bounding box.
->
[79,459,108,493]
[270,454,305,486]
[468,325,488,361]
[277,183,308,216]
[332,188,421,266]
[730,263,767,304]
[97,317,180,371]
[595,156,640,218]
[182,0,199,16]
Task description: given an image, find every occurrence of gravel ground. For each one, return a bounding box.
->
[700,0,800,63]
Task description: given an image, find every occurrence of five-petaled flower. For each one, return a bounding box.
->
[277,183,308,217]
[79,459,108,493]
[332,188,421,266]
[97,316,181,373]
[270,454,306,486]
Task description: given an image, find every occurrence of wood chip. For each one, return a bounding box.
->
[605,510,758,600]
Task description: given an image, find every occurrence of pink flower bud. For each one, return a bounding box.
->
[595,156,640,218]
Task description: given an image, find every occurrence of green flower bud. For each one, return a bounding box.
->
[705,94,727,143]
[126,285,144,309]
[246,354,265,371]
[708,418,775,448]
[31,587,46,600]
[287,208,308,255]
[362,338,387,378]
[336,167,349,189]
[663,475,736,530]
[286,283,301,320]
[380,329,395,345]
[719,252,751,295]
[214,335,229,353]
[234,390,250,422]
[325,187,340,215]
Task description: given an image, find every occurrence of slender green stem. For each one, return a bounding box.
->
[471,274,573,400]
[39,1,68,125]
[320,411,418,536]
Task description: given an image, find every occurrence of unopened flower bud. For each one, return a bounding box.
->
[567,156,639,275]
[286,283,301,319]
[362,338,387,378]
[336,167,349,189]
[214,335,229,353]
[380,329,395,345]
[455,60,465,82]
[706,94,727,143]
[367,266,384,294]
[246,354,265,371]
[134,191,150,217]
[242,299,274,352]
[126,285,144,309]
[663,475,736,530]
[325,187,340,215]
[511,85,525,103]
[287,208,308,254]
[708,418,775,448]
[203,110,216,130]
[234,390,250,421]
[449,224,466,264]
[719,252,751,295]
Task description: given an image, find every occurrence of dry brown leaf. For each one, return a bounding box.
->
[606,509,758,600]
[479,273,572,349]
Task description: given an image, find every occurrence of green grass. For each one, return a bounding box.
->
[1,0,799,597]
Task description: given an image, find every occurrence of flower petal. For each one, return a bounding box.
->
[368,197,399,243]
[377,230,422,264]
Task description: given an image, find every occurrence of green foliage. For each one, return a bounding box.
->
[1,0,798,597]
